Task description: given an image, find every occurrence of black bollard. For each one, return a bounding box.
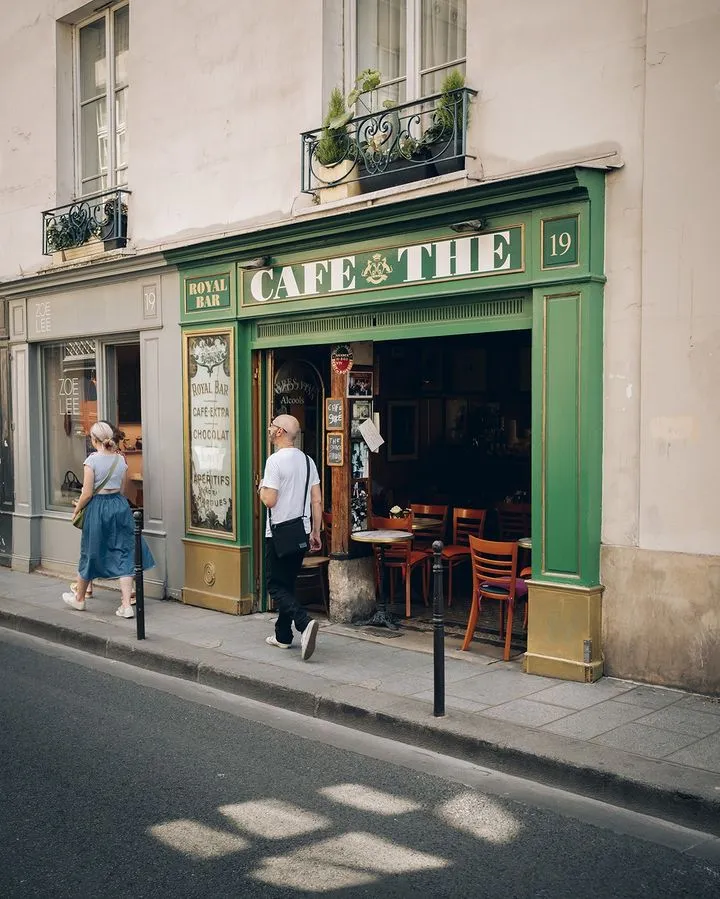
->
[133,509,145,640]
[431,540,445,717]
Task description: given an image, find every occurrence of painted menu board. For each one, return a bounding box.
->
[183,329,236,539]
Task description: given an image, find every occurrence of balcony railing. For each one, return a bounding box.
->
[42,187,130,256]
[301,87,476,197]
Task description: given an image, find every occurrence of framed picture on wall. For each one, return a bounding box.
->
[347,369,373,398]
[387,400,419,461]
[350,439,369,478]
[350,399,372,437]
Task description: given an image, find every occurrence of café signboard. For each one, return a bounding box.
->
[241,226,524,307]
[183,328,236,540]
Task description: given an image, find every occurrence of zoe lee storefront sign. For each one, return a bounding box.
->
[241,226,524,306]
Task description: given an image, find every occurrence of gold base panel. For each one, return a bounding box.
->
[524,580,604,683]
[182,539,253,615]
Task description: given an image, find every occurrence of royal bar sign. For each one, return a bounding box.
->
[185,273,231,312]
[241,226,523,306]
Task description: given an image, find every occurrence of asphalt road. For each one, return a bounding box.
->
[1,629,718,898]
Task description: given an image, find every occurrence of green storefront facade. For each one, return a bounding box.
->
[170,166,606,682]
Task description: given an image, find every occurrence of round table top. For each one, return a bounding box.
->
[351,529,413,544]
[518,537,532,549]
[411,516,442,530]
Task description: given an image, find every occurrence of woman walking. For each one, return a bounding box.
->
[63,421,154,619]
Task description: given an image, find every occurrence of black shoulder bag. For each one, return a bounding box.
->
[268,453,311,557]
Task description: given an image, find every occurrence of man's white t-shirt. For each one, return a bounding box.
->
[262,447,320,537]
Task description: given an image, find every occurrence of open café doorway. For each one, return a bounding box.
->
[369,329,532,656]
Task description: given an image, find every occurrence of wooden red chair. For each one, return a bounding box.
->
[409,503,449,552]
[440,508,487,607]
[495,502,531,541]
[461,535,528,661]
[370,514,429,618]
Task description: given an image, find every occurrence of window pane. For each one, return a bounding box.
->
[421,0,466,72]
[115,86,128,172]
[421,60,465,95]
[79,18,106,102]
[357,0,406,84]
[114,5,129,88]
[81,98,108,187]
[44,341,98,511]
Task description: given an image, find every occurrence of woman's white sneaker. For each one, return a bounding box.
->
[115,605,134,618]
[62,592,85,611]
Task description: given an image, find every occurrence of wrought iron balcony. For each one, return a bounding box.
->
[301,87,475,197]
[42,187,130,257]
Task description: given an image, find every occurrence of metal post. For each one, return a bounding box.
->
[432,540,445,717]
[133,509,145,640]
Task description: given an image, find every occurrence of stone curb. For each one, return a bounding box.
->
[2,606,719,836]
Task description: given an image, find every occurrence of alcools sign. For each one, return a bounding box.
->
[240,226,524,306]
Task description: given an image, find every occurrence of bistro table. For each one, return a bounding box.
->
[518,537,532,550]
[351,528,413,629]
[411,515,442,531]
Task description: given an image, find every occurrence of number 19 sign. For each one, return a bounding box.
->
[542,216,579,269]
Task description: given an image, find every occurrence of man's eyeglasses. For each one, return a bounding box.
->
[268,420,284,433]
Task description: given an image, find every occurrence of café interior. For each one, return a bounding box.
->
[271,328,532,658]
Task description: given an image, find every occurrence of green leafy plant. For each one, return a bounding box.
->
[422,69,467,146]
[316,87,352,166]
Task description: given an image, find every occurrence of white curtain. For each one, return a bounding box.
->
[421,0,466,92]
[357,0,407,102]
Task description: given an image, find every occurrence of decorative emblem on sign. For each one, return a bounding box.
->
[191,336,228,376]
[331,344,354,374]
[362,253,393,285]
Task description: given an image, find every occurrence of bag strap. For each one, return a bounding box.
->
[92,455,120,496]
[268,452,311,525]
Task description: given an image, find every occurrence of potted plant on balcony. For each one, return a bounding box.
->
[101,198,128,250]
[46,211,102,264]
[313,87,361,202]
[418,69,469,176]
[312,69,383,202]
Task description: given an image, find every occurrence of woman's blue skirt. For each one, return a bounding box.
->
[78,494,155,581]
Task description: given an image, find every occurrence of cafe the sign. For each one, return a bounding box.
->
[183,329,236,539]
[241,226,524,306]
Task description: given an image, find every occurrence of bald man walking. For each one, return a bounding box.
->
[259,414,322,660]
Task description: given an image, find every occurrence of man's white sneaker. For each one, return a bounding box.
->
[266,635,291,649]
[115,605,134,619]
[300,620,319,661]
[62,592,86,611]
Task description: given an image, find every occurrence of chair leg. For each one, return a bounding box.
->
[503,601,514,661]
[422,561,429,605]
[461,592,480,651]
[498,601,504,641]
[405,569,412,618]
[447,562,453,608]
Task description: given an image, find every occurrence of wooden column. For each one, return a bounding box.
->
[329,364,351,556]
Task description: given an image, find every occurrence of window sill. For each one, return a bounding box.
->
[293,168,473,220]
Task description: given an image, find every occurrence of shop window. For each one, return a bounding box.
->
[43,340,98,511]
[350,0,466,103]
[76,2,129,195]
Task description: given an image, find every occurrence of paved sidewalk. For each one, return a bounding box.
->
[1,567,719,834]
